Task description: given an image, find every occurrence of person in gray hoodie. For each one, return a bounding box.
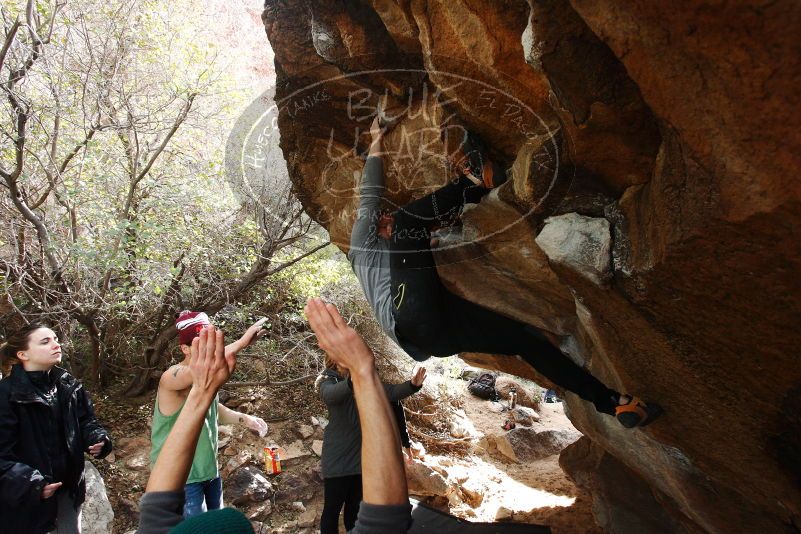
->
[317,356,425,534]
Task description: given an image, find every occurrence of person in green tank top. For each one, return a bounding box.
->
[150,311,271,518]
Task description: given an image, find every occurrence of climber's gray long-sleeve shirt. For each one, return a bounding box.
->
[348,156,399,345]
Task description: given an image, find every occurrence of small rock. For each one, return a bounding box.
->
[276,471,317,502]
[315,416,329,429]
[282,440,312,466]
[222,450,254,479]
[406,461,449,498]
[461,478,484,507]
[487,401,505,413]
[449,421,468,439]
[246,500,272,520]
[496,505,513,521]
[291,501,306,513]
[460,366,481,381]
[298,508,317,528]
[104,452,116,463]
[226,465,274,505]
[296,424,314,440]
[124,451,150,471]
[312,440,323,457]
[218,426,232,448]
[512,406,539,426]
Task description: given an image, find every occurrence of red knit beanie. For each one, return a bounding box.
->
[175,311,210,346]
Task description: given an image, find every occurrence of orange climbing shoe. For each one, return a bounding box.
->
[615,396,663,428]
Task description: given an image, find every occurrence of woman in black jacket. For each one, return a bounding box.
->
[316,357,425,534]
[0,323,113,534]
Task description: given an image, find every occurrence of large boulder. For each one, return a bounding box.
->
[482,427,581,463]
[261,1,801,531]
[83,461,114,534]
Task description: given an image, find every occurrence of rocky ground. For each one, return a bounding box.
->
[91,359,598,533]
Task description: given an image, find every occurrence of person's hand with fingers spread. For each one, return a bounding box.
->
[224,317,269,358]
[304,298,375,376]
[410,365,427,388]
[242,318,269,347]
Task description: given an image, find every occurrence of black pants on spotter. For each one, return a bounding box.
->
[321,474,362,534]
[389,176,619,415]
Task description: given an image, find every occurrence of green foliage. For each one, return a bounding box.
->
[0,0,328,384]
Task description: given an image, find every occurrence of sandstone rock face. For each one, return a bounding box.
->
[535,213,612,286]
[262,1,801,532]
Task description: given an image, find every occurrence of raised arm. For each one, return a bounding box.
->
[304,298,409,507]
[350,117,387,253]
[224,318,268,358]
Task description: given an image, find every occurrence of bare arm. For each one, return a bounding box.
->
[305,298,407,505]
[224,317,268,358]
[217,403,269,436]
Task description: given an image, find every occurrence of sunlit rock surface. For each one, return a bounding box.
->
[261,1,801,532]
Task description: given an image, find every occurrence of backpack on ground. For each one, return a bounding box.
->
[467,372,499,401]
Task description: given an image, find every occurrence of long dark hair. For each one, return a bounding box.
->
[1,323,48,375]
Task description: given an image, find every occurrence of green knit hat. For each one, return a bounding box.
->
[169,508,254,534]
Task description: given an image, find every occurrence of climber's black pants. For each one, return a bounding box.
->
[389,177,619,415]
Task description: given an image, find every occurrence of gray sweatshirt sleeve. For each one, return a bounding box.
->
[349,156,384,254]
[137,491,184,534]
[348,502,412,534]
[384,381,421,402]
[320,377,354,405]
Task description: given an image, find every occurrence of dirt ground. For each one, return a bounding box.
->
[93,365,600,533]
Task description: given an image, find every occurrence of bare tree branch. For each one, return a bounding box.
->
[0,19,20,74]
[226,373,317,388]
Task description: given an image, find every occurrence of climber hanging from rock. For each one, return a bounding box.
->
[347,114,662,429]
